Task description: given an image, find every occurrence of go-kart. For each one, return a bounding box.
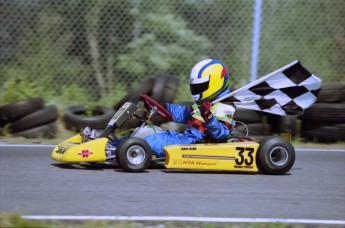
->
[52,94,295,175]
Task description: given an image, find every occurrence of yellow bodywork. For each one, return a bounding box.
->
[51,134,107,162]
[164,141,260,172]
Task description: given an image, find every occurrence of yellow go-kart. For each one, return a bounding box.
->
[52,94,295,175]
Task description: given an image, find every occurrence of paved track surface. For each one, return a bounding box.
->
[0,145,344,220]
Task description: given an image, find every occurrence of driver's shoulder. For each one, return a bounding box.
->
[212,102,235,114]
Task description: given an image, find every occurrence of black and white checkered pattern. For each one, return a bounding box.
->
[226,61,322,116]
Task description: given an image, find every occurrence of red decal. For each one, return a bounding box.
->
[78,149,93,158]
[221,67,227,78]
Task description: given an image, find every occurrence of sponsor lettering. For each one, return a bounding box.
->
[55,147,67,154]
[181,147,197,151]
[173,160,216,166]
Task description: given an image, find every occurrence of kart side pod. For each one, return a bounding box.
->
[51,134,107,162]
[164,142,260,173]
[164,136,296,175]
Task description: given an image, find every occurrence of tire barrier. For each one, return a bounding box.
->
[266,114,298,137]
[63,105,115,132]
[232,108,271,137]
[113,73,179,111]
[12,122,57,139]
[0,97,44,125]
[299,84,345,142]
[0,97,58,138]
[112,73,180,129]
[10,105,58,133]
[113,77,155,111]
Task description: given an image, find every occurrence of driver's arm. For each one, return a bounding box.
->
[200,102,235,142]
[205,118,232,142]
[165,103,191,124]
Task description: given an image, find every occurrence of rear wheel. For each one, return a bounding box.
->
[116,138,152,172]
[256,136,295,175]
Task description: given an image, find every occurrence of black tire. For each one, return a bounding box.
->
[12,122,57,139]
[234,108,263,123]
[266,114,297,136]
[113,77,154,110]
[300,103,345,123]
[116,137,152,172]
[64,105,115,131]
[256,136,295,175]
[301,123,345,141]
[160,75,180,103]
[235,123,271,136]
[0,97,44,124]
[151,73,170,102]
[317,84,345,103]
[10,105,58,133]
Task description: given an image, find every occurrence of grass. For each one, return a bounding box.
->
[1,212,344,228]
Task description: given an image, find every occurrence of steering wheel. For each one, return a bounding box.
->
[139,94,173,121]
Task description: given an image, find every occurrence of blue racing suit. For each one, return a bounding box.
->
[144,89,236,157]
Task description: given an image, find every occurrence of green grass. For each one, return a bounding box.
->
[1,212,342,228]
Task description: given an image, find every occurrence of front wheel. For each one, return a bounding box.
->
[116,138,152,172]
[256,136,295,175]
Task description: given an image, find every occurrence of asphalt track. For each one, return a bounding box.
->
[0,144,345,225]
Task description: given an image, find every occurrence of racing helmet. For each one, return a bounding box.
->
[189,59,230,104]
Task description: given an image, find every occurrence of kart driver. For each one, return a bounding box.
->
[84,59,236,158]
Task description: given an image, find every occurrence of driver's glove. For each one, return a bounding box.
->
[198,101,213,122]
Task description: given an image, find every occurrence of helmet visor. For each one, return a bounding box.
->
[190,76,210,95]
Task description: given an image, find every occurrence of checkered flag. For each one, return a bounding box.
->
[215,60,322,116]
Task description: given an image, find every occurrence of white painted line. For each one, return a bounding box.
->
[21,215,345,225]
[0,144,55,148]
[296,148,345,153]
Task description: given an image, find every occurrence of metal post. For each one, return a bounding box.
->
[250,0,262,82]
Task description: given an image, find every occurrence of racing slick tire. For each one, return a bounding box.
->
[116,137,152,172]
[0,97,44,125]
[64,105,115,131]
[256,136,295,175]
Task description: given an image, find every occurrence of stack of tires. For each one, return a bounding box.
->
[234,109,272,137]
[62,73,180,132]
[265,114,298,138]
[63,105,116,132]
[0,97,58,138]
[113,73,179,110]
[113,73,180,129]
[299,84,345,142]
